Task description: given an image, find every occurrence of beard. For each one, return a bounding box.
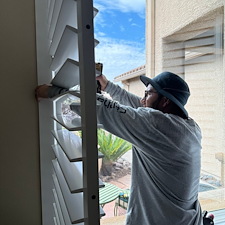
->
[150,95,163,110]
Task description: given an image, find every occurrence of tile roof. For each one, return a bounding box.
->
[114,65,146,82]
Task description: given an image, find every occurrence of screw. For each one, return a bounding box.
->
[91,195,96,199]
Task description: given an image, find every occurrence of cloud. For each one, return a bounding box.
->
[93,0,146,82]
[94,0,145,16]
[95,37,145,81]
[97,31,106,37]
[120,25,125,32]
[131,23,139,27]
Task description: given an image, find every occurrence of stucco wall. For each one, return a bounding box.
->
[146,0,225,179]
[147,0,224,75]
[122,77,145,97]
[0,1,41,224]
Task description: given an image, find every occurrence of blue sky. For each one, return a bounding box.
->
[93,0,146,81]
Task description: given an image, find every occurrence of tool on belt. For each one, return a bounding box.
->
[203,211,214,225]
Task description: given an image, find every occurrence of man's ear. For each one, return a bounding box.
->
[162,97,171,107]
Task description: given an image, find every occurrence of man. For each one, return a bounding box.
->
[36,71,203,225]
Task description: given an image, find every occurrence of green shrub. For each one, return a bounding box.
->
[97,129,131,176]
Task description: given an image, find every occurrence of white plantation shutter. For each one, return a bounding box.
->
[35,0,104,224]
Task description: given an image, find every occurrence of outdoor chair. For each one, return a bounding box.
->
[114,189,130,216]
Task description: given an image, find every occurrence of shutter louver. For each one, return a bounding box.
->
[52,188,66,225]
[50,59,80,89]
[50,26,79,72]
[52,173,85,225]
[53,202,61,225]
[49,0,78,56]
[48,0,63,45]
[51,130,104,162]
[51,130,83,162]
[52,145,104,193]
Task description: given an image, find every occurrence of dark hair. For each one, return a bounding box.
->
[169,101,187,119]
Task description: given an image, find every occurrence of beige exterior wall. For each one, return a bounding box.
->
[146,0,224,75]
[121,78,145,97]
[0,1,41,224]
[145,0,225,180]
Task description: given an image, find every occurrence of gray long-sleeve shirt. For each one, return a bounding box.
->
[49,81,203,225]
[96,82,203,225]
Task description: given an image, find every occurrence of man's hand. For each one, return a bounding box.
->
[96,74,108,91]
[35,84,50,100]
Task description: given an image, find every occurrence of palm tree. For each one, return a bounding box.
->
[97,129,132,176]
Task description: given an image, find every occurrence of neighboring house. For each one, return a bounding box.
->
[114,64,146,96]
[114,0,225,214]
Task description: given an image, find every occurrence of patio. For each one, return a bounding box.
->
[100,178,225,225]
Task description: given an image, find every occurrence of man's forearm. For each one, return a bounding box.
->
[104,81,142,108]
[48,86,69,98]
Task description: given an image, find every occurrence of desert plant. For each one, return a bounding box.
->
[97,129,132,176]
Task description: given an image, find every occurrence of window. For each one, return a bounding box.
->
[163,9,224,212]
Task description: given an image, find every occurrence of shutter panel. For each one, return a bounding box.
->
[36,0,104,224]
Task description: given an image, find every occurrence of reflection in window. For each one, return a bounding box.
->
[163,10,224,212]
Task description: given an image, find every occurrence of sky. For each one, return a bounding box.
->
[93,0,146,81]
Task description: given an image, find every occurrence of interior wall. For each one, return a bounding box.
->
[0,1,41,224]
